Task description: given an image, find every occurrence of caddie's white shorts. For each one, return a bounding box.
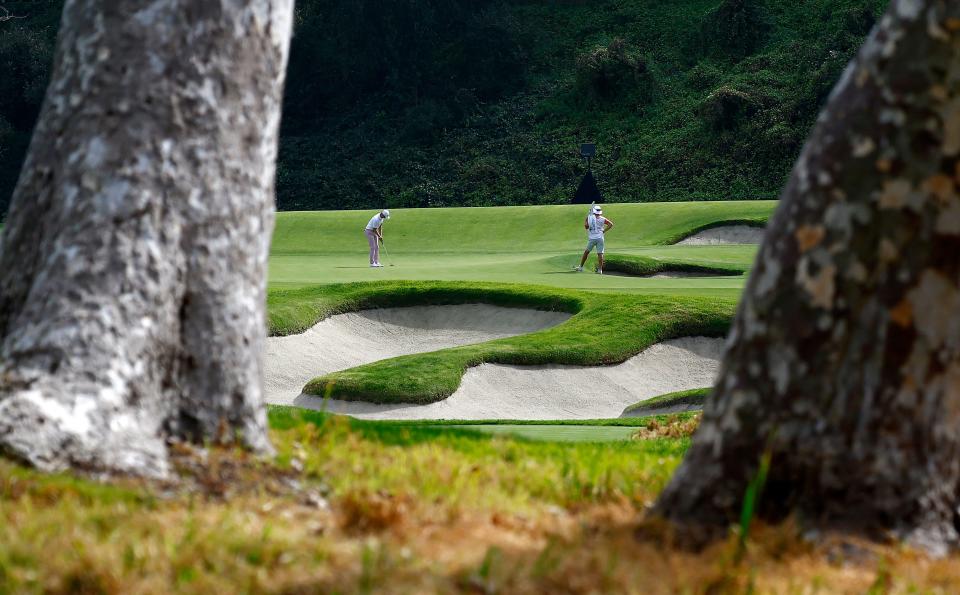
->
[585,237,604,254]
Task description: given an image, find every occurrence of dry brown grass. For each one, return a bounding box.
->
[2,414,959,594]
[633,412,702,439]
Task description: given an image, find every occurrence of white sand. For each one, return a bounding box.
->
[291,336,725,420]
[648,271,728,279]
[676,225,765,245]
[265,304,571,406]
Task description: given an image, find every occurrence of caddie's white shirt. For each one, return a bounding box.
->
[365,214,385,230]
[587,215,607,240]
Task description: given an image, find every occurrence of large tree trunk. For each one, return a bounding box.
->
[0,0,293,477]
[656,1,960,553]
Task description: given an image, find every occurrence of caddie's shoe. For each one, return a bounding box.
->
[574,266,583,272]
[595,269,603,275]
[371,263,383,268]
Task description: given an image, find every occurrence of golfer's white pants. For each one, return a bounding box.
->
[365,229,380,263]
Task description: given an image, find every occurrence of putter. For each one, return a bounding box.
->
[380,239,395,266]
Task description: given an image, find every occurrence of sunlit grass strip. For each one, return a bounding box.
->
[436,425,640,443]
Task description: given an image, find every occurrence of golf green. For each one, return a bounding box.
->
[437,424,639,442]
[268,201,773,297]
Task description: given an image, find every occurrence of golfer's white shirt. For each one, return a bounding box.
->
[366,214,385,230]
[587,215,607,240]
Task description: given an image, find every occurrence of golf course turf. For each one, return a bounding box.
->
[268,201,772,293]
[265,201,772,406]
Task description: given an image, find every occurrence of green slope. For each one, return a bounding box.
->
[271,201,773,254]
[268,201,772,295]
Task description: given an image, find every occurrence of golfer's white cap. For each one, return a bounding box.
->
[381,209,391,219]
[592,205,603,214]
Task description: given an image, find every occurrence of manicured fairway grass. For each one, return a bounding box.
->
[350,412,699,442]
[268,201,772,294]
[439,424,640,442]
[270,201,774,255]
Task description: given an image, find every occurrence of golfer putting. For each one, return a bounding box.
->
[575,204,613,274]
[364,209,390,267]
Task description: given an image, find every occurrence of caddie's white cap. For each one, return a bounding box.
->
[592,205,602,214]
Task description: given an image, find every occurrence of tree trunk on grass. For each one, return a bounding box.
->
[655,0,960,553]
[0,0,293,477]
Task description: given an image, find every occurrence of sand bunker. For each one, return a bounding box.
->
[265,304,571,406]
[676,225,765,245]
[293,336,725,420]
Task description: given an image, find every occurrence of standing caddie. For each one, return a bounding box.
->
[364,209,390,267]
[574,204,613,274]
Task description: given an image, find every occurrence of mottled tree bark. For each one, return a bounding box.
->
[656,0,960,553]
[0,0,293,477]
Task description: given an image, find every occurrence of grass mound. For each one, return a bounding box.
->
[267,280,582,337]
[622,387,711,417]
[602,254,746,277]
[274,281,734,404]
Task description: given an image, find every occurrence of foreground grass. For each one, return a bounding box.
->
[2,409,957,593]
[0,410,686,593]
[270,281,735,404]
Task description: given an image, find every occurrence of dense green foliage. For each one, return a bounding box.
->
[277,0,884,209]
[1,0,883,215]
